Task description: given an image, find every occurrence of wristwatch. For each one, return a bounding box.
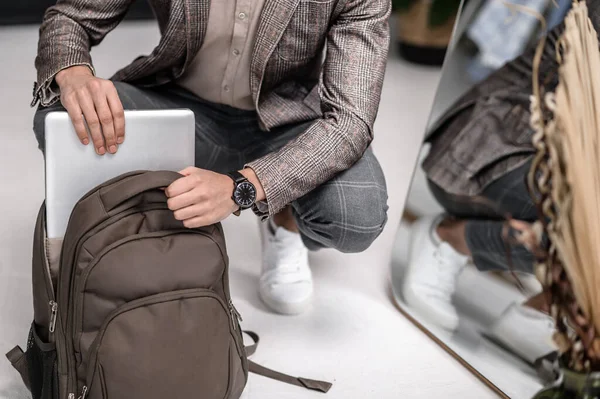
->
[227,171,257,216]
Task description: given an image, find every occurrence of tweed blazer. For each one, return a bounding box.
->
[34,0,391,215]
[423,0,600,197]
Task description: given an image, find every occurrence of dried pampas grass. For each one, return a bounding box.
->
[528,0,600,371]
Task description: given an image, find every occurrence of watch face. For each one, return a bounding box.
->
[234,181,256,208]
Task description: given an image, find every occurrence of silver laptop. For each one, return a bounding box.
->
[45,109,195,239]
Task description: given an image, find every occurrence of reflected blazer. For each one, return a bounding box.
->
[424,0,600,197]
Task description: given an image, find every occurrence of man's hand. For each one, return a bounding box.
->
[166,167,267,228]
[56,65,125,155]
[166,167,239,228]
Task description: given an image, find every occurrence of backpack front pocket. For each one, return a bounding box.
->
[81,289,238,399]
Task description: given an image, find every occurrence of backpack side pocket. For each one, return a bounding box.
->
[25,323,59,399]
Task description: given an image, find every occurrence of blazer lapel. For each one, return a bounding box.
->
[250,0,301,103]
[182,0,210,69]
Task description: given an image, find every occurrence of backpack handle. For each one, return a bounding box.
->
[100,170,183,212]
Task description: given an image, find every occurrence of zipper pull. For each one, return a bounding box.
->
[49,301,58,333]
[229,304,237,331]
[78,385,88,399]
[68,394,75,399]
[228,299,243,329]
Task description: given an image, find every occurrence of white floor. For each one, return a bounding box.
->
[0,22,497,398]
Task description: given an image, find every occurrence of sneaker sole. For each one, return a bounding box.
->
[259,288,312,315]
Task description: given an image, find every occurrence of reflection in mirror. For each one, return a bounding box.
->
[391,1,572,398]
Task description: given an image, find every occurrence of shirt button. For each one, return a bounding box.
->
[233,49,240,56]
[224,85,230,92]
[238,12,247,20]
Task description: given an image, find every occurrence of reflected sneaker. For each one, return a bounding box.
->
[259,219,313,315]
[485,303,556,365]
[402,215,468,330]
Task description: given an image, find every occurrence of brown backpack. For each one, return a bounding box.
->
[6,170,331,399]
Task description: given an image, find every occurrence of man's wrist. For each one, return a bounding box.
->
[239,167,266,202]
[55,65,93,88]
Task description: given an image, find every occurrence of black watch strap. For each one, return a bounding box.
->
[227,171,247,184]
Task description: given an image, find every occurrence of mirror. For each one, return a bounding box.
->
[390,1,571,397]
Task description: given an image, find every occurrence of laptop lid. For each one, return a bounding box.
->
[44,109,195,239]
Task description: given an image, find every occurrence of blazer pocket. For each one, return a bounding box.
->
[448,97,534,178]
[276,0,336,62]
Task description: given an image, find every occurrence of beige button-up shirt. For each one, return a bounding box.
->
[177,0,265,110]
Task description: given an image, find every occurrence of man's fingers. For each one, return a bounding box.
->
[63,97,89,145]
[173,203,206,222]
[182,215,209,229]
[93,94,117,153]
[106,83,125,144]
[78,92,105,155]
[178,167,197,176]
[166,175,199,197]
[167,189,199,211]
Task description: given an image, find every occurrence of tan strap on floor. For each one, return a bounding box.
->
[5,346,30,391]
[243,331,332,394]
[248,360,333,393]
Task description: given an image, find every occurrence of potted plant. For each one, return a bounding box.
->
[392,0,462,65]
[523,2,600,398]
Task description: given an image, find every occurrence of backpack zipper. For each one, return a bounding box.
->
[49,300,58,334]
[68,383,87,399]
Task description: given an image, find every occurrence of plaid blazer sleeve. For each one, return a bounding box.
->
[247,0,391,216]
[33,0,134,107]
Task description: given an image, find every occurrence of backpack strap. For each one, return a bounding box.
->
[5,346,30,391]
[243,331,332,394]
[244,330,260,357]
[248,360,333,393]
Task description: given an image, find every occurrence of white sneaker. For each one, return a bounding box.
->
[402,215,469,331]
[259,219,313,315]
[485,303,556,364]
